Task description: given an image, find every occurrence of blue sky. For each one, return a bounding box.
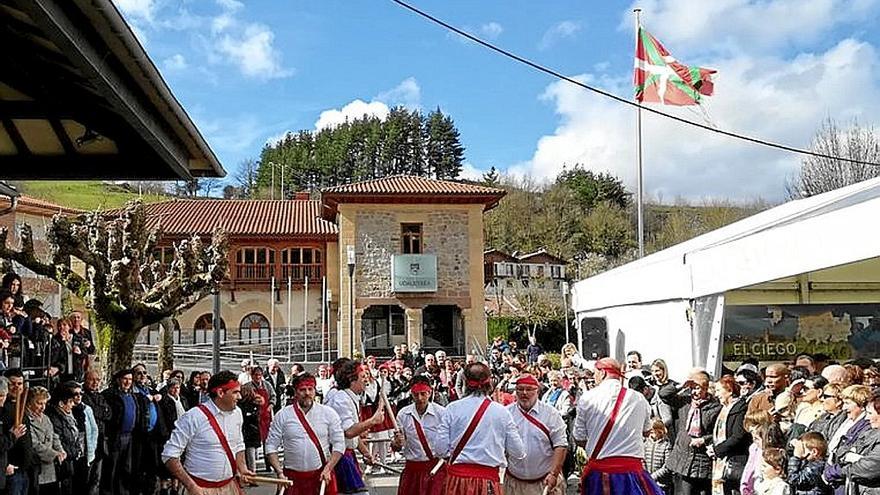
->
[114,0,880,201]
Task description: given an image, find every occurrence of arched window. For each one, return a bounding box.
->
[239,312,270,345]
[193,313,226,344]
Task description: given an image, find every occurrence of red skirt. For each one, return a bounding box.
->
[284,468,338,495]
[398,460,446,495]
[444,463,502,495]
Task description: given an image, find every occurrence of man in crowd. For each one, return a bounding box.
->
[505,374,567,495]
[625,350,650,381]
[324,359,384,495]
[133,363,164,495]
[242,366,275,471]
[238,360,253,385]
[266,372,344,495]
[392,375,447,495]
[264,358,286,413]
[575,358,664,495]
[82,370,111,495]
[3,368,33,495]
[436,362,525,495]
[748,363,790,414]
[162,370,255,495]
[102,368,142,495]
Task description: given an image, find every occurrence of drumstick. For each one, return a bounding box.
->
[319,478,326,495]
[542,486,549,495]
[248,476,293,487]
[429,458,445,476]
[376,380,399,431]
[15,386,28,428]
[371,461,403,475]
[13,387,21,428]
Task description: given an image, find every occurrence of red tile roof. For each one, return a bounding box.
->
[139,199,338,238]
[322,175,505,196]
[321,175,506,212]
[0,195,83,216]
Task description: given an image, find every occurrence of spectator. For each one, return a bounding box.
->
[809,383,846,440]
[787,431,830,495]
[821,365,850,387]
[749,364,790,415]
[27,386,64,494]
[644,418,673,493]
[3,368,33,495]
[526,335,542,365]
[737,369,763,404]
[625,350,650,380]
[710,375,750,495]
[47,383,82,495]
[542,371,571,415]
[828,393,880,493]
[660,369,722,495]
[101,368,141,495]
[755,448,789,495]
[264,358,286,413]
[69,311,95,381]
[824,385,872,494]
[81,370,110,495]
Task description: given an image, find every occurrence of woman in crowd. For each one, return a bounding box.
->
[27,386,65,495]
[560,343,587,370]
[825,393,880,493]
[824,385,872,494]
[740,412,785,495]
[1,273,25,309]
[710,375,750,495]
[809,383,846,440]
[650,359,676,437]
[47,383,81,495]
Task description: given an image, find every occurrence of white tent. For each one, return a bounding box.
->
[571,176,880,379]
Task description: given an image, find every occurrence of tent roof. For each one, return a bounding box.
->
[572,177,880,312]
[0,0,224,179]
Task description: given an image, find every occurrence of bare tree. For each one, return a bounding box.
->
[233,158,260,199]
[0,201,228,375]
[788,118,880,199]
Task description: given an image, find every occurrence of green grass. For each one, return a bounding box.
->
[15,181,170,211]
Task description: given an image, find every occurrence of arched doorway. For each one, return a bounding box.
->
[193,313,226,344]
[361,305,406,357]
[239,312,270,344]
[422,305,464,355]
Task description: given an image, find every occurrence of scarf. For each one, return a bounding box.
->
[687,396,708,438]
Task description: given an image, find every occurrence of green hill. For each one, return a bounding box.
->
[13,181,170,211]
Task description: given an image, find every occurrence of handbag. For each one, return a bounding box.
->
[721,456,745,482]
[54,458,73,481]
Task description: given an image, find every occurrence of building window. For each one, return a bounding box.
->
[401,224,422,254]
[422,305,464,355]
[193,313,226,344]
[235,247,276,280]
[362,305,405,354]
[281,247,323,281]
[153,246,175,265]
[239,313,270,344]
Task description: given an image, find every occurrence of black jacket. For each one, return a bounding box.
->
[712,398,751,463]
[2,398,36,471]
[659,382,722,480]
[0,406,14,490]
[101,386,146,445]
[157,393,186,444]
[81,388,111,458]
[238,398,261,448]
[265,371,286,413]
[70,327,95,380]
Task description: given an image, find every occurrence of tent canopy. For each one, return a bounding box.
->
[572,177,880,312]
[0,0,224,179]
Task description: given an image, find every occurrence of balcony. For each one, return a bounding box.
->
[235,263,274,281]
[281,264,323,281]
[233,263,323,284]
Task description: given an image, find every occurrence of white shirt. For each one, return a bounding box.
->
[161,399,245,482]
[436,394,526,467]
[265,403,345,471]
[317,378,334,398]
[324,388,362,450]
[396,402,447,461]
[506,400,568,480]
[170,395,186,419]
[541,387,571,415]
[755,476,790,495]
[574,379,651,460]
[238,371,252,385]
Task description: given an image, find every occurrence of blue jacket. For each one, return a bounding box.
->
[788,456,831,495]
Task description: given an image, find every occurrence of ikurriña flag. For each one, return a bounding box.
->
[634,26,716,106]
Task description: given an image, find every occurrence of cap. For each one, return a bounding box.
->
[736,363,759,375]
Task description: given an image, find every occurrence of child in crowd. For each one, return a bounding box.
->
[644,419,673,494]
[756,448,790,495]
[787,432,831,495]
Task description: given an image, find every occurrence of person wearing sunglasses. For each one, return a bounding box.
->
[808,383,845,441]
[734,369,761,403]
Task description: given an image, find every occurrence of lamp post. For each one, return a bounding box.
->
[347,245,355,358]
[269,161,276,200]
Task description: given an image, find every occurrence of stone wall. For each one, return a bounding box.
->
[355,209,471,299]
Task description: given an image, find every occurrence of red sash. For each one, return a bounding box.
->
[518,407,553,444]
[196,404,243,494]
[293,404,327,465]
[449,398,491,463]
[412,416,435,460]
[589,386,628,461]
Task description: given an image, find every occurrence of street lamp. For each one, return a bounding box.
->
[347,245,356,357]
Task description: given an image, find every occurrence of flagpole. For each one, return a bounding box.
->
[634,8,645,258]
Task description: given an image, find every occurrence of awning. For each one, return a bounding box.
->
[0,0,225,179]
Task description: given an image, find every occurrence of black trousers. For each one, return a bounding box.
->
[100,433,133,495]
[674,475,711,495]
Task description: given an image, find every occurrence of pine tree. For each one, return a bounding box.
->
[482,166,500,186]
[425,108,464,179]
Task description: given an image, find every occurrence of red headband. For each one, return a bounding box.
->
[515,375,540,388]
[296,377,317,390]
[210,379,240,393]
[410,382,432,394]
[595,362,623,378]
[466,377,491,388]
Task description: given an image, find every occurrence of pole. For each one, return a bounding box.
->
[287,276,292,360]
[562,281,570,345]
[347,246,356,358]
[280,164,284,200]
[270,276,275,357]
[212,290,220,374]
[270,162,275,201]
[635,8,645,258]
[304,276,309,361]
[321,276,327,363]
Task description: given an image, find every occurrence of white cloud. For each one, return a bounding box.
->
[312,78,422,131]
[314,100,391,131]
[214,23,292,79]
[162,54,187,71]
[539,21,581,50]
[376,77,422,109]
[513,38,880,201]
[113,0,157,22]
[479,22,504,40]
[460,162,487,181]
[216,0,244,12]
[627,0,878,54]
